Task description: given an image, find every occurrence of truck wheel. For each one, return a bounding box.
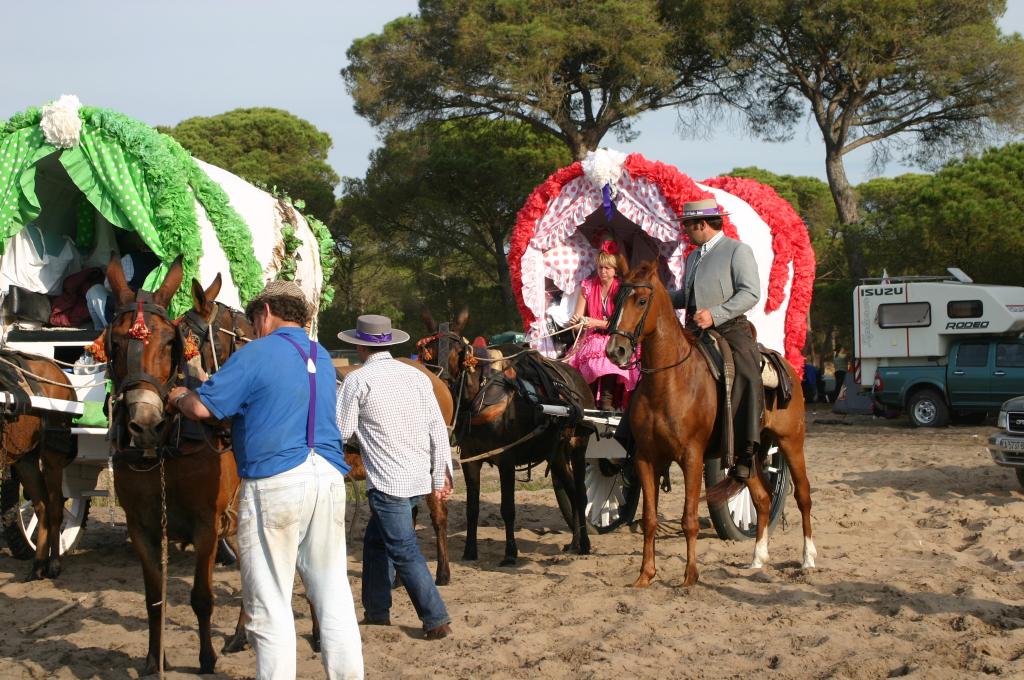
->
[907,389,949,428]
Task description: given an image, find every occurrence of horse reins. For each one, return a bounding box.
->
[607,282,694,374]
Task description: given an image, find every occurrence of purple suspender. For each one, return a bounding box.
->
[279,335,317,449]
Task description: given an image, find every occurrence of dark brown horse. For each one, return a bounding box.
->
[420,310,592,566]
[604,261,816,587]
[0,353,76,580]
[337,357,454,586]
[105,257,240,675]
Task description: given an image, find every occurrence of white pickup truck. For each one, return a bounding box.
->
[986,396,1024,488]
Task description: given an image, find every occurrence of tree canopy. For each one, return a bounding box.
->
[858,143,1024,287]
[342,0,738,159]
[161,108,340,220]
[336,117,570,332]
[726,0,1024,277]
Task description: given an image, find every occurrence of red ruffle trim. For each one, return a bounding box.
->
[508,162,585,328]
[701,176,815,377]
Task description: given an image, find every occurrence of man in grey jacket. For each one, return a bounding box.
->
[670,199,763,480]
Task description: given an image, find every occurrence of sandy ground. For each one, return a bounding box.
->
[2,413,1024,679]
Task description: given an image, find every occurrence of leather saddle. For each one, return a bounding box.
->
[692,330,793,465]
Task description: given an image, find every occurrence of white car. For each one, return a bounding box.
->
[987,396,1024,488]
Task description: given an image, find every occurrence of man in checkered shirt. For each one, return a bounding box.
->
[335,314,454,640]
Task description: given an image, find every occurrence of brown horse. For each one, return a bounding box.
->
[420,309,593,566]
[0,353,76,581]
[337,357,454,586]
[105,257,240,675]
[604,261,815,587]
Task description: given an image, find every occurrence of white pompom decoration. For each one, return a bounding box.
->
[582,148,627,197]
[40,94,83,149]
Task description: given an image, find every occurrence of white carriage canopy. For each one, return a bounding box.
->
[508,149,816,375]
[0,95,335,325]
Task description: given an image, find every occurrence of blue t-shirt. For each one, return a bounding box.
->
[196,326,349,479]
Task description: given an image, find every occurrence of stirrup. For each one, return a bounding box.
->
[728,455,754,481]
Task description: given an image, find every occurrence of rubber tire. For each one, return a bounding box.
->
[907,388,950,428]
[1,472,90,559]
[1,474,35,559]
[555,458,641,535]
[705,442,791,542]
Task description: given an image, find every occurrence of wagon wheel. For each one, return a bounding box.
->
[705,435,790,541]
[556,457,640,535]
[1,471,90,559]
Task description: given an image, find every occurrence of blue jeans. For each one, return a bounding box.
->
[363,489,449,630]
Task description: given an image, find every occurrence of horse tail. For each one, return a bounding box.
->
[703,476,745,507]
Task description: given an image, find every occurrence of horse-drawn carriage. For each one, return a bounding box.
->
[0,95,331,564]
[508,149,816,540]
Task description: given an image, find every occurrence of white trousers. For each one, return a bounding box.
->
[238,450,363,680]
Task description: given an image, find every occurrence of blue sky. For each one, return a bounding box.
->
[3,1,1022,188]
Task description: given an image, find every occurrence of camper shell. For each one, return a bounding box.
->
[853,273,1024,386]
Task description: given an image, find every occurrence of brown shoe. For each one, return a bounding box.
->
[424,622,451,640]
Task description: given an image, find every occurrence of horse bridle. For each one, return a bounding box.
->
[606,281,693,374]
[178,301,250,372]
[106,292,186,455]
[606,282,655,359]
[106,293,185,401]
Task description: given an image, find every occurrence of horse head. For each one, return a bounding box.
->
[417,307,491,406]
[605,260,667,368]
[105,254,184,449]
[179,274,253,374]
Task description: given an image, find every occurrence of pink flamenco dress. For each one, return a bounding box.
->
[566,276,640,408]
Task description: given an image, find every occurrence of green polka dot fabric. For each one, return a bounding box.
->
[60,126,167,261]
[75,193,94,249]
[0,127,51,252]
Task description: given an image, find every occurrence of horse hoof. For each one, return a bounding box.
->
[498,557,517,567]
[435,572,451,587]
[631,576,652,588]
[802,537,818,569]
[461,550,477,561]
[310,634,321,654]
[748,538,770,569]
[45,560,62,579]
[222,634,249,654]
[23,566,45,583]
[142,656,163,677]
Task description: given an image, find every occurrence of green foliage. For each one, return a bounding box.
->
[331,117,570,336]
[161,108,340,220]
[859,144,1024,286]
[343,0,739,158]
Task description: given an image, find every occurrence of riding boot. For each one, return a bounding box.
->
[600,375,616,411]
[728,442,757,481]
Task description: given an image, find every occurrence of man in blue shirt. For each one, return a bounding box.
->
[169,281,363,680]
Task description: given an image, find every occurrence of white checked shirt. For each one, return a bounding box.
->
[335,352,453,498]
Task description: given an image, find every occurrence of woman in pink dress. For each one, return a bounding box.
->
[566,242,640,410]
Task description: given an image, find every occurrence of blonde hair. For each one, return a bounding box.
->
[595,251,620,272]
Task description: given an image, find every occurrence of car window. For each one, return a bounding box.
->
[956,343,989,368]
[996,343,1024,368]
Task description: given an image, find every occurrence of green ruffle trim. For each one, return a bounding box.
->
[0,107,41,135]
[305,214,336,308]
[79,107,202,316]
[186,161,265,307]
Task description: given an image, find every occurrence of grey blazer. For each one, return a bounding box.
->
[670,236,760,326]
